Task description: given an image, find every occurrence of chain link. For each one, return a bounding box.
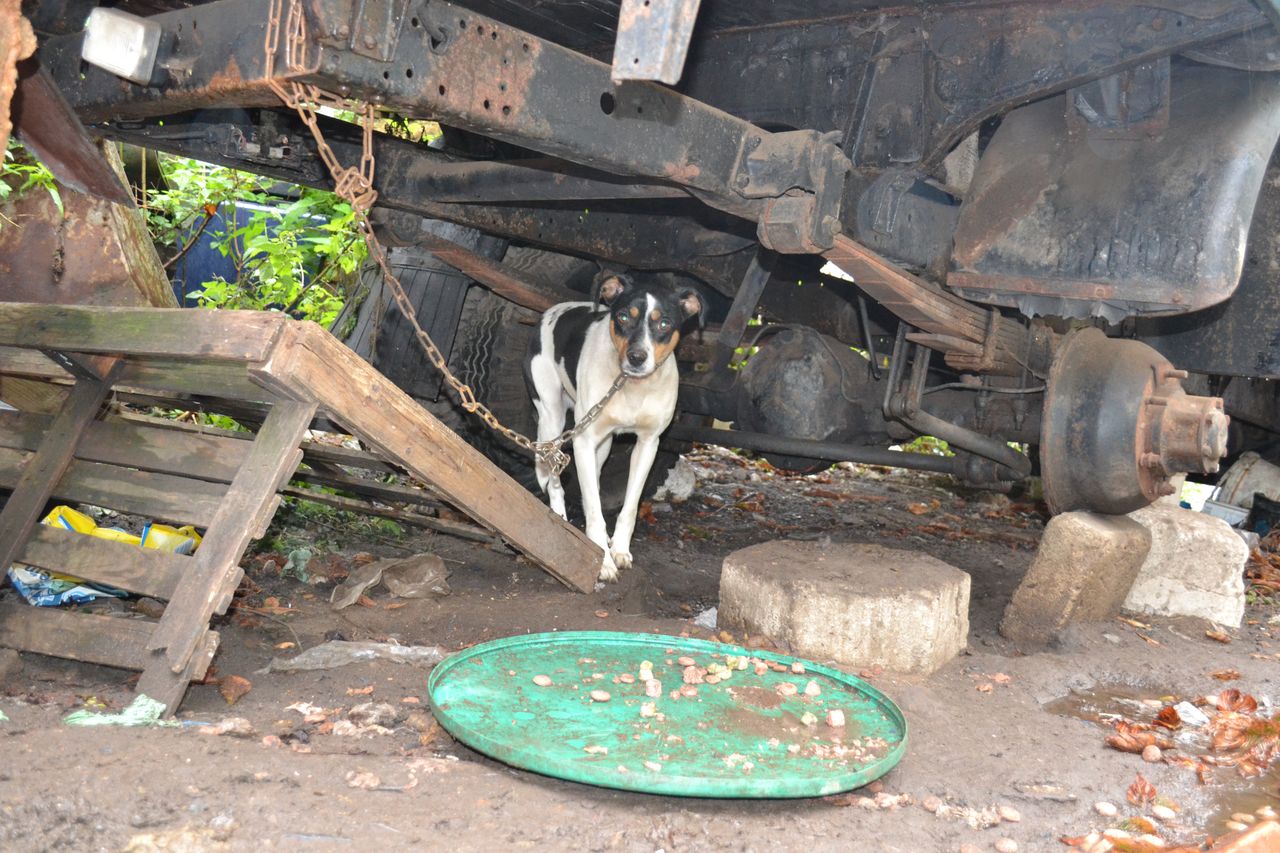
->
[264,0,625,476]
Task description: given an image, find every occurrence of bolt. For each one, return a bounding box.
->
[1140,452,1163,469]
[746,135,762,151]
[822,215,841,237]
[337,23,350,37]
[363,35,377,49]
[736,174,750,189]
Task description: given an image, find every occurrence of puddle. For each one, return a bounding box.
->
[1047,684,1280,836]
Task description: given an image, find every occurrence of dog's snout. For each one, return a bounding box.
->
[627,348,647,367]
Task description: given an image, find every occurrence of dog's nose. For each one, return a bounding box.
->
[627,348,647,368]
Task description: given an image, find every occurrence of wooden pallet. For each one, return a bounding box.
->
[0,303,600,713]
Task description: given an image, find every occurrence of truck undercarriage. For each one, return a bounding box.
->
[17,0,1280,515]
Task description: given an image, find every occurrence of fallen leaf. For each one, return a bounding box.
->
[219,675,252,705]
[1127,773,1157,806]
[1206,629,1232,644]
[384,602,408,610]
[594,610,609,619]
[1216,689,1259,714]
[1118,616,1151,629]
[1211,668,1242,681]
[906,503,930,515]
[346,686,374,696]
[263,596,280,609]
[1137,633,1162,646]
[274,642,295,650]
[1154,706,1182,730]
[1118,815,1159,835]
[356,595,377,608]
[977,683,994,693]
[638,503,658,525]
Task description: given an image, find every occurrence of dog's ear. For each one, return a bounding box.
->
[677,288,704,329]
[593,272,628,308]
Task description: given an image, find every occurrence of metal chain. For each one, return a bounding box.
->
[263,0,625,476]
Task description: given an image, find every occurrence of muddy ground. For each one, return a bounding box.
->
[1,447,1277,852]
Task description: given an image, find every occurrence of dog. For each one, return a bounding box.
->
[525,272,702,581]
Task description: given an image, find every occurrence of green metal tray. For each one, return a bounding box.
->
[427,631,906,798]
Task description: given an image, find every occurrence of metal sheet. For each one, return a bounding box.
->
[611,0,701,85]
[428,631,907,798]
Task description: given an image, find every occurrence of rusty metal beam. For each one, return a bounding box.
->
[413,231,577,312]
[40,0,850,251]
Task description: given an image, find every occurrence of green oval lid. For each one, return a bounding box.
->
[428,631,906,798]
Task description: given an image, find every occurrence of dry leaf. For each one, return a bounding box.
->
[1206,629,1232,644]
[1119,815,1159,835]
[906,503,930,515]
[1216,689,1259,714]
[384,601,408,610]
[977,683,994,693]
[1118,616,1151,629]
[219,675,252,706]
[1211,668,1242,681]
[1137,633,1162,646]
[274,642,295,650]
[638,502,658,525]
[356,595,377,608]
[1154,706,1182,730]
[346,686,374,696]
[1126,773,1157,806]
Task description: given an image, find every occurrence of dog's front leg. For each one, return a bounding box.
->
[608,433,661,573]
[573,430,619,580]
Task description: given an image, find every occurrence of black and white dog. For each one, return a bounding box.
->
[525,272,702,581]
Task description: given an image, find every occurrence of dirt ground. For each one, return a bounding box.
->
[1,446,1278,852]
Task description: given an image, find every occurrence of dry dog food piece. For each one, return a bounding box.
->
[705,674,721,685]
[800,712,818,727]
[532,675,553,687]
[997,805,1021,823]
[646,679,663,698]
[791,662,806,674]
[589,690,611,702]
[619,673,635,684]
[1152,805,1176,822]
[677,656,696,667]
[827,709,846,727]
[776,682,798,697]
[1094,802,1118,817]
[804,680,821,697]
[640,702,657,718]
[679,684,699,697]
[644,760,663,772]
[583,745,609,755]
[682,666,705,685]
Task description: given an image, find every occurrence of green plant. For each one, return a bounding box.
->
[144,155,366,326]
[0,138,63,219]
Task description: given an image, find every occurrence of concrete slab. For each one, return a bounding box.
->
[1000,512,1151,647]
[718,540,970,675]
[1124,504,1247,628]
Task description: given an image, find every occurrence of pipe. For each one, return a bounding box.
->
[898,408,1033,480]
[664,424,968,476]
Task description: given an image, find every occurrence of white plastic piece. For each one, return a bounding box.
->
[81,8,162,86]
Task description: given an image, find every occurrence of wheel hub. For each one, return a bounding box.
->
[1041,328,1229,514]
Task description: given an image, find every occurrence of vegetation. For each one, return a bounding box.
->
[0,138,63,218]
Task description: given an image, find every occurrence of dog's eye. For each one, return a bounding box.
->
[658,319,672,331]
[614,310,629,324]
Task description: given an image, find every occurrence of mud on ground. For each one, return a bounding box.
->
[1,447,1277,852]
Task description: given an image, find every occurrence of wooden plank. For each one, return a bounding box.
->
[145,400,317,675]
[282,485,505,546]
[0,364,120,574]
[0,376,69,413]
[253,323,601,592]
[291,466,442,509]
[0,600,218,679]
[0,345,71,381]
[0,303,287,361]
[116,358,280,402]
[417,232,578,312]
[19,524,187,600]
[0,446,224,528]
[0,410,248,482]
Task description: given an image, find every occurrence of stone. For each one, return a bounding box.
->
[718,541,970,675]
[1123,505,1247,628]
[1000,512,1150,646]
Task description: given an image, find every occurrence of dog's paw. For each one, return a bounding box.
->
[610,547,633,572]
[598,553,620,583]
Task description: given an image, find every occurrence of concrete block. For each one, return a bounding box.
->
[1123,504,1247,628]
[718,540,970,675]
[1000,512,1151,646]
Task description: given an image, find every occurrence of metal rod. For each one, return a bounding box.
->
[664,423,967,475]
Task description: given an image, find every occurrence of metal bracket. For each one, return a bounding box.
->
[345,0,412,62]
[1067,57,1170,140]
[611,0,702,85]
